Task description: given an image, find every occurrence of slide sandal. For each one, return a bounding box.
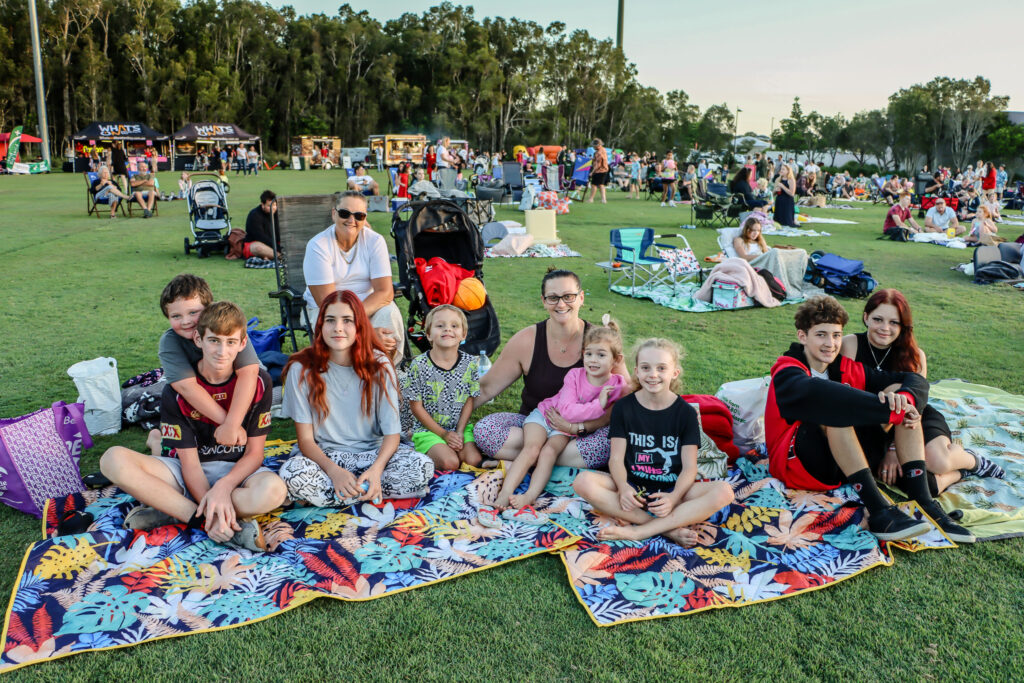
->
[501,506,549,526]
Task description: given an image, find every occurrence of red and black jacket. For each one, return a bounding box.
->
[765,342,928,490]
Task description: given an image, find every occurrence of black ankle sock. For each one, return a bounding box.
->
[900,460,933,503]
[186,512,206,530]
[846,468,889,514]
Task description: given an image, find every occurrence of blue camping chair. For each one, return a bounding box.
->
[84,172,127,218]
[597,228,703,295]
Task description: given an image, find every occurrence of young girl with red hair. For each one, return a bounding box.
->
[279,290,433,506]
[841,289,1004,494]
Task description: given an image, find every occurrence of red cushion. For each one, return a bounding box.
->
[681,394,740,462]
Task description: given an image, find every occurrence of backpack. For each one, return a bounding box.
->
[754,267,787,302]
[973,260,1023,284]
[225,229,246,260]
[806,251,877,299]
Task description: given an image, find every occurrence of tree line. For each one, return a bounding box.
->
[1,1,1021,170]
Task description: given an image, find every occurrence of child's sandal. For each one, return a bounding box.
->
[500,506,549,526]
[476,506,503,529]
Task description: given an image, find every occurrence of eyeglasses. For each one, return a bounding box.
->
[335,208,367,221]
[543,292,580,305]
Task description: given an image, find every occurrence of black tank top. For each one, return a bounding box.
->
[518,319,591,415]
[853,331,896,372]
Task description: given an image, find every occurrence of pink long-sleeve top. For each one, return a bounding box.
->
[537,367,629,423]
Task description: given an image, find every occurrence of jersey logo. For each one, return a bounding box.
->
[907,467,923,478]
[160,423,181,440]
[212,392,228,401]
[258,412,272,429]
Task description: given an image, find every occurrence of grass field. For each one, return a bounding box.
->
[1,169,1023,680]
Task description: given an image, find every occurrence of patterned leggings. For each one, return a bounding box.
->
[279,445,434,507]
[472,412,611,469]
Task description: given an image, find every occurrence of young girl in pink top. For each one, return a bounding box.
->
[486,317,629,521]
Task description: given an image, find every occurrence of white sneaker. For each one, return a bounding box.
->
[669,201,677,207]
[660,202,667,207]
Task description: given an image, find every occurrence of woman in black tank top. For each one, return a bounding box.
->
[472,270,629,470]
[841,289,1005,493]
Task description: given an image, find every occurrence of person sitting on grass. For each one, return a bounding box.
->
[278,290,434,507]
[882,193,921,238]
[958,186,980,222]
[881,175,902,205]
[841,289,1004,494]
[965,204,1001,246]
[347,164,380,196]
[90,165,130,218]
[157,274,262,449]
[764,296,974,543]
[129,160,158,218]
[982,190,1002,222]
[923,197,961,235]
[733,216,770,262]
[100,301,285,551]
[244,189,279,260]
[483,317,630,526]
[402,304,485,471]
[572,338,734,546]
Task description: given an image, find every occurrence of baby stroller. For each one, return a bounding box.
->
[184,173,231,257]
[391,199,501,357]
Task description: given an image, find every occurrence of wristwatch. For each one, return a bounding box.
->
[576,423,586,437]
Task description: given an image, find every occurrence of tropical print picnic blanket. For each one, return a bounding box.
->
[484,244,580,258]
[610,282,805,313]
[762,226,831,237]
[0,443,576,673]
[556,454,952,626]
[926,380,1024,541]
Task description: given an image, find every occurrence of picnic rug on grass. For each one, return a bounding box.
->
[484,244,580,258]
[610,282,806,313]
[3,381,1021,664]
[762,226,831,237]
[0,441,578,672]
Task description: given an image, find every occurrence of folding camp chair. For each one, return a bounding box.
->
[501,161,524,203]
[125,170,160,217]
[597,228,702,295]
[84,172,127,218]
[435,167,459,195]
[644,176,664,201]
[691,182,733,227]
[268,195,335,351]
[387,167,398,196]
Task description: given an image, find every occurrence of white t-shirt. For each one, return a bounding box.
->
[302,225,392,309]
[247,149,258,163]
[804,162,820,175]
[350,175,374,190]
[925,207,955,230]
[282,357,400,453]
[436,144,450,168]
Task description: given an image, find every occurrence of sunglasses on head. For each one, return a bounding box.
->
[335,208,367,221]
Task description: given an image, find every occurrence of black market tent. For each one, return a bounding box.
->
[171,123,262,171]
[69,121,171,172]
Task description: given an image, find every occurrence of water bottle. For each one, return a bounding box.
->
[477,350,492,376]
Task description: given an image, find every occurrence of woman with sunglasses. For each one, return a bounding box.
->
[302,190,405,364]
[473,269,631,470]
[841,289,1004,494]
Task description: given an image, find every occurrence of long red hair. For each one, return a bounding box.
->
[862,289,922,373]
[283,290,396,423]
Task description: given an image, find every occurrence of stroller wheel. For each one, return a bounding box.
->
[184,237,190,255]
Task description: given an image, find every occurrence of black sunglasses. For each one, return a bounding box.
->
[335,208,367,221]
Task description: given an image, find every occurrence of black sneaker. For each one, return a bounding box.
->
[124,505,177,530]
[919,499,976,544]
[967,450,1006,479]
[867,505,931,541]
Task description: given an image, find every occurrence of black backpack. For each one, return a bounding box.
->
[754,267,787,302]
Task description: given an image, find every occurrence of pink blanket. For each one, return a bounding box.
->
[695,257,780,307]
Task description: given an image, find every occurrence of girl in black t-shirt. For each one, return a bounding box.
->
[572,339,734,547]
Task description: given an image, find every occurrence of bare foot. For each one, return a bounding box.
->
[509,492,538,510]
[492,493,511,511]
[663,527,699,548]
[146,428,162,456]
[596,524,640,541]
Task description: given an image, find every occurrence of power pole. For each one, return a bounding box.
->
[27,0,51,165]
[616,0,624,52]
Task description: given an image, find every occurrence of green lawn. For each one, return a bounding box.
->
[1,169,1023,680]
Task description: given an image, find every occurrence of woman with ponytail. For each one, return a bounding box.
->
[841,289,1004,494]
[279,290,433,506]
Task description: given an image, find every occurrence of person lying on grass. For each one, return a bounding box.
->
[402,304,485,471]
[572,338,734,546]
[101,301,286,552]
[764,295,974,543]
[480,317,629,527]
[278,290,434,507]
[841,289,1004,494]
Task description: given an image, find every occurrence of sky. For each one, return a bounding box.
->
[272,0,1022,135]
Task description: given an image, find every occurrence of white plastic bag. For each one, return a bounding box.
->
[715,375,770,452]
[67,357,121,436]
[518,185,537,211]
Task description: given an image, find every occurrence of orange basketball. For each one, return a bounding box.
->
[453,277,486,311]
